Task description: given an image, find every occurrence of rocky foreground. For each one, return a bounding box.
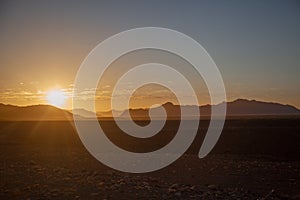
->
[1,153,299,200]
[0,120,299,199]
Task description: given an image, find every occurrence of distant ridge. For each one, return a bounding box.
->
[223,99,300,116]
[71,108,96,118]
[70,109,123,118]
[0,99,299,121]
[120,99,300,119]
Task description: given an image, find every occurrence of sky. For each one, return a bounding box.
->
[0,0,299,111]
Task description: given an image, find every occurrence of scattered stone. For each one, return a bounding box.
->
[168,183,179,193]
[29,160,36,165]
[174,191,181,197]
[207,184,217,190]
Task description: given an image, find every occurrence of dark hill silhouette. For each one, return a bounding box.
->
[223,99,300,115]
[0,99,299,121]
[0,103,75,121]
[120,99,300,119]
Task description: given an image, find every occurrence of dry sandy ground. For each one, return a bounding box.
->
[0,120,299,199]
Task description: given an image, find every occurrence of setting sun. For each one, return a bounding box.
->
[46,89,68,107]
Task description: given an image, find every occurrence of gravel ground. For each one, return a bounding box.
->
[0,121,299,199]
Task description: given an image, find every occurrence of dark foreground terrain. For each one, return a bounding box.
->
[0,118,300,199]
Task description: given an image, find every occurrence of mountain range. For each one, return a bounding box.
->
[0,99,299,121]
[120,99,300,119]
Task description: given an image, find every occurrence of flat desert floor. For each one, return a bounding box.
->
[0,119,299,199]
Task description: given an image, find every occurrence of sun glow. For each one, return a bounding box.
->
[46,89,68,107]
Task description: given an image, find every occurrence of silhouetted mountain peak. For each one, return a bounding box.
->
[162,102,176,108]
[120,99,300,119]
[232,98,253,103]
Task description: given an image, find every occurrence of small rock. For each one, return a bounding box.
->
[98,182,104,187]
[170,183,179,189]
[168,183,179,193]
[29,160,36,165]
[175,191,181,197]
[207,184,217,190]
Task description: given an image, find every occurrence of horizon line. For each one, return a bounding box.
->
[1,98,299,111]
